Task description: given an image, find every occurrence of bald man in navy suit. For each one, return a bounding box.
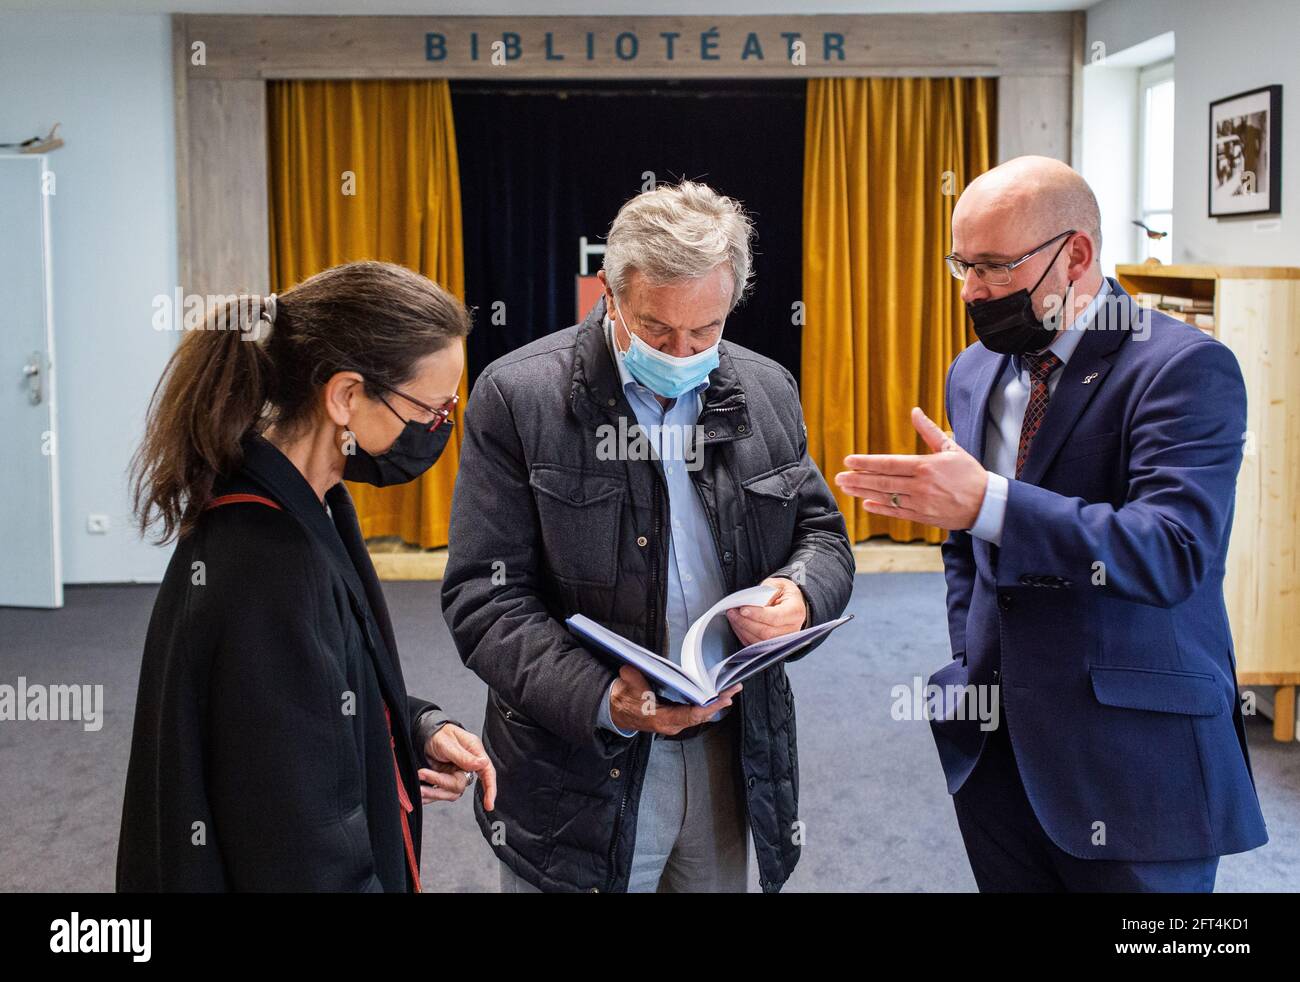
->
[837,156,1267,892]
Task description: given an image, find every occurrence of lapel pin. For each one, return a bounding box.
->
[1082,372,1099,384]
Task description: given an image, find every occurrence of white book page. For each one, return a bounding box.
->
[679,584,778,687]
[707,615,853,690]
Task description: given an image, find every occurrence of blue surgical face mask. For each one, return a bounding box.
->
[612,300,721,399]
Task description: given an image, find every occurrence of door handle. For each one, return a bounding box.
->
[22,352,42,405]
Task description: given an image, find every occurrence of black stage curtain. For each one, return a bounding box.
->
[451,79,806,390]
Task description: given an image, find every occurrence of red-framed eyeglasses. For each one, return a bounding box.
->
[373,382,458,433]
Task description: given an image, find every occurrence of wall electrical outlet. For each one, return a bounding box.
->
[87,514,110,534]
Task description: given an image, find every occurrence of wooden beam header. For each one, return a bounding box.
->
[179,13,1073,80]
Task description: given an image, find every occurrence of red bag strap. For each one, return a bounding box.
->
[384,702,422,893]
[204,493,283,511]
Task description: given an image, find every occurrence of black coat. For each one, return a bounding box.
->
[117,435,451,891]
[441,298,855,892]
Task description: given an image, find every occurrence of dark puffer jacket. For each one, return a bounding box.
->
[441,297,854,892]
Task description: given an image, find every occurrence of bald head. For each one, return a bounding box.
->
[950,156,1106,318]
[953,155,1102,262]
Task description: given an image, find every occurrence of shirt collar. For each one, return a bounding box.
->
[1014,277,1110,375]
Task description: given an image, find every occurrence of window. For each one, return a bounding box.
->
[1137,61,1174,263]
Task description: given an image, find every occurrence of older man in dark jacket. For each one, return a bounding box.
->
[442,181,853,893]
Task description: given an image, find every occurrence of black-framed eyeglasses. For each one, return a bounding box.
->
[373,382,458,433]
[944,229,1076,286]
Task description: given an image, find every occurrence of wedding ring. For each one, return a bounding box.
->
[889,493,901,508]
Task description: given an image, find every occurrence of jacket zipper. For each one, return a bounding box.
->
[698,403,744,424]
[689,414,757,876]
[693,392,745,591]
[604,468,664,892]
[601,397,744,891]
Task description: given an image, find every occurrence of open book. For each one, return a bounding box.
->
[565,584,854,707]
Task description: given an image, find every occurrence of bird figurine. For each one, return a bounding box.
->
[1132,219,1168,240]
[0,122,63,154]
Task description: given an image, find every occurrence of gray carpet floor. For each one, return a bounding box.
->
[1,574,1296,892]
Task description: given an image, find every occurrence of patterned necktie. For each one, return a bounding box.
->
[1015,351,1062,478]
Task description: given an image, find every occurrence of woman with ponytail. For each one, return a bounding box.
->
[117,261,495,892]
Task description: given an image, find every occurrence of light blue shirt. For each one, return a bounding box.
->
[969,279,1111,547]
[596,317,732,737]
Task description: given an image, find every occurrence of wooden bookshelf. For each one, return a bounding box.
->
[1117,264,1300,741]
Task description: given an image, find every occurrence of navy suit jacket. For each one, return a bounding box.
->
[931,278,1268,862]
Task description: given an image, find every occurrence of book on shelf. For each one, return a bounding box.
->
[1157,295,1215,314]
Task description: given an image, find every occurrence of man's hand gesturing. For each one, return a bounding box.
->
[835,406,989,531]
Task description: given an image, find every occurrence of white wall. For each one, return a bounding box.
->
[1087,0,1300,266]
[0,12,176,584]
[1081,60,1140,274]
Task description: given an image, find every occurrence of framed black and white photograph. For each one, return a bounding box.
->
[1209,84,1282,217]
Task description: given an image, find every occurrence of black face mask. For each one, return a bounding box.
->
[343,417,452,487]
[965,236,1073,356]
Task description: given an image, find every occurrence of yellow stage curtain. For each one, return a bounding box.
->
[802,77,995,544]
[268,79,467,548]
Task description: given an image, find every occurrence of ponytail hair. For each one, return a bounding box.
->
[131,261,471,543]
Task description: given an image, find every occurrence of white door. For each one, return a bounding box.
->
[0,155,62,608]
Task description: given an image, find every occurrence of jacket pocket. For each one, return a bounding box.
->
[741,461,808,567]
[1089,665,1225,717]
[490,687,545,730]
[485,689,565,847]
[528,464,627,587]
